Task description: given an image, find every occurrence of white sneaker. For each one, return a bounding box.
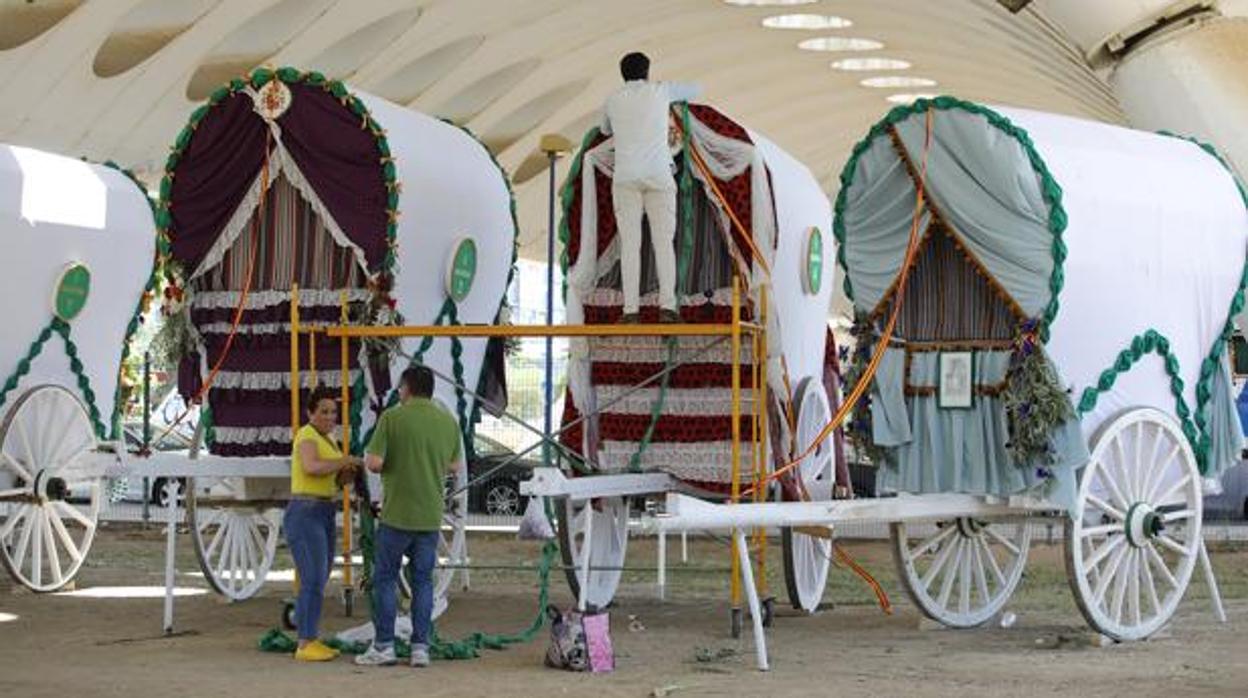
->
[409,645,430,668]
[354,643,397,666]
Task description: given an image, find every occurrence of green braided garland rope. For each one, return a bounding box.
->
[1075,330,1200,458]
[1156,131,1248,473]
[832,96,1069,342]
[99,159,163,440]
[347,301,557,660]
[0,318,108,439]
[438,120,522,451]
[0,320,59,418]
[258,540,558,660]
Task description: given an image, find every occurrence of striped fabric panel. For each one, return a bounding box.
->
[881,223,1018,342]
[188,174,370,458]
[198,176,362,293]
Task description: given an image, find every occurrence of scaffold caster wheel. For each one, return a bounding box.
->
[762,597,776,628]
[281,600,297,631]
[343,588,354,617]
[730,607,743,639]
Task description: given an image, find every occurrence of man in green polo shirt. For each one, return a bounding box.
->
[355,365,462,669]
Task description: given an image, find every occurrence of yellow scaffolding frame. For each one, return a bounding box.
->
[293,274,771,623]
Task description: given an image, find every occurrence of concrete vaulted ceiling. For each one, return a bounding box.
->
[0,0,1127,277]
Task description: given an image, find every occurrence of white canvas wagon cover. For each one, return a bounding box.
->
[0,144,155,437]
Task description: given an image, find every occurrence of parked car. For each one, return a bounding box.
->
[467,434,543,516]
[69,422,195,505]
[1204,459,1248,521]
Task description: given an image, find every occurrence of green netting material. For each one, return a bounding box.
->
[832,95,1069,341]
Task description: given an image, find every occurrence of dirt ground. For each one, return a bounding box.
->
[2,527,1247,698]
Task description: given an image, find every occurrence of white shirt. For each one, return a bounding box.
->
[601,80,701,183]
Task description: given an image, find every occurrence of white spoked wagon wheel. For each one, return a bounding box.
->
[1065,407,1202,641]
[781,377,833,612]
[558,496,630,609]
[891,516,1031,628]
[187,480,281,601]
[0,385,101,592]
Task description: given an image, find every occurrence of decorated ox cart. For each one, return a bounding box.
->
[638,98,1244,670]
[151,66,518,613]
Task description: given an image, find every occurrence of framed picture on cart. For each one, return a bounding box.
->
[938,351,974,409]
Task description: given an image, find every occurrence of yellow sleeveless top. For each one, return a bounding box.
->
[290,424,342,498]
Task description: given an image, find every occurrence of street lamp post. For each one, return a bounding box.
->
[540,134,572,467]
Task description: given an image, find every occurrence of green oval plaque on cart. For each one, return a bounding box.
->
[446,237,477,303]
[54,263,91,322]
[804,226,823,295]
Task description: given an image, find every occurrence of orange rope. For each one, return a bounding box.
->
[153,132,274,445]
[833,541,892,615]
[742,107,935,499]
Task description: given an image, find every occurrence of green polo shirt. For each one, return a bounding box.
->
[366,398,462,532]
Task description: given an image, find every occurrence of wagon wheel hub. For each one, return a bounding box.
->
[29,470,68,503]
[1124,502,1162,548]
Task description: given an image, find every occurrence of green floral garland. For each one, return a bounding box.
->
[1002,321,1074,470]
[832,95,1069,342]
[841,314,888,465]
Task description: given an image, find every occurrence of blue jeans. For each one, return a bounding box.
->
[283,499,336,641]
[373,524,438,648]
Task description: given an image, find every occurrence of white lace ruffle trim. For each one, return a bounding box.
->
[213,425,295,445]
[210,369,362,390]
[189,288,371,311]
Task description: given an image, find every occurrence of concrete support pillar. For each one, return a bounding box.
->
[1111,16,1248,177]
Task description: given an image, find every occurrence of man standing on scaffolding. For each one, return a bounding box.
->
[602,51,700,324]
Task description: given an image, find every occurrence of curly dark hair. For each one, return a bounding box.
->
[305,387,339,419]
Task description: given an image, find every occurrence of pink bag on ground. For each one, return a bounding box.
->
[582,612,614,673]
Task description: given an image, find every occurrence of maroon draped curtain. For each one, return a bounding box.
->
[168,84,388,274]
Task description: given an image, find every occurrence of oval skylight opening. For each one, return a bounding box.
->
[886,93,939,104]
[762,14,852,30]
[0,0,81,51]
[862,76,937,89]
[723,0,818,6]
[831,57,911,71]
[797,37,883,52]
[93,0,219,78]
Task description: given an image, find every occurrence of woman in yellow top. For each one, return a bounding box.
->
[284,387,361,661]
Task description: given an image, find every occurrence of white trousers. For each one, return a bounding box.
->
[612,175,677,314]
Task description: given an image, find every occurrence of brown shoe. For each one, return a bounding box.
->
[619,313,640,324]
[659,309,681,324]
